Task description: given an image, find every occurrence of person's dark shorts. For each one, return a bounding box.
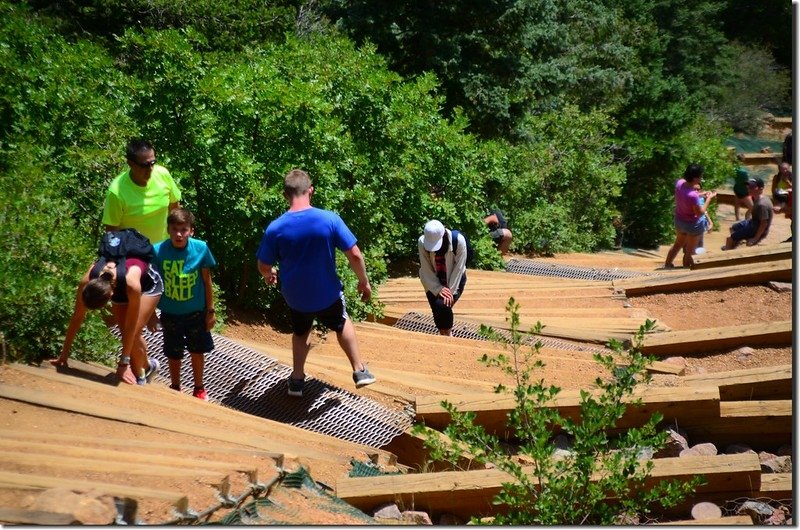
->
[161,310,215,359]
[425,274,467,331]
[289,293,349,336]
[774,191,789,205]
[674,215,706,236]
[111,266,164,304]
[489,227,506,242]
[729,219,758,242]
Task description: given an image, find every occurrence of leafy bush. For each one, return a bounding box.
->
[494,106,626,254]
[617,116,733,247]
[0,146,117,364]
[708,42,791,134]
[414,298,702,524]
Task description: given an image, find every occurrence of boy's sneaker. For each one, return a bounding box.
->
[136,376,147,386]
[353,366,376,388]
[144,358,160,383]
[287,376,305,398]
[169,383,181,392]
[192,387,208,401]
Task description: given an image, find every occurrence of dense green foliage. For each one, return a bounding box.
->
[0,145,118,363]
[322,0,790,246]
[0,0,790,362]
[415,299,703,524]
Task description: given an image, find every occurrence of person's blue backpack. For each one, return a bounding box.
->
[451,229,475,266]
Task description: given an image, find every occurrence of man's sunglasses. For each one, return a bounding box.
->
[132,159,157,169]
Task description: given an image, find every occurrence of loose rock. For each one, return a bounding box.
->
[372,503,402,520]
[691,501,722,520]
[402,510,433,525]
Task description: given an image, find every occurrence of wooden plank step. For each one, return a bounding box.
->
[415,385,720,437]
[676,400,792,448]
[659,473,792,519]
[0,471,189,515]
[739,152,780,165]
[0,449,232,482]
[0,382,364,465]
[0,429,284,462]
[0,439,264,478]
[639,321,791,356]
[0,508,81,525]
[653,515,754,525]
[9,362,388,461]
[335,454,761,520]
[357,322,684,376]
[684,365,791,401]
[381,426,483,472]
[617,259,792,295]
[690,243,792,270]
[235,337,490,397]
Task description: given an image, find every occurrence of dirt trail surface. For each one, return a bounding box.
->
[0,201,793,525]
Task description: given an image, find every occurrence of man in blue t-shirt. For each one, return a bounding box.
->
[153,208,217,401]
[256,169,376,397]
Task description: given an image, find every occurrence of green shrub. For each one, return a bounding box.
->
[0,147,117,364]
[414,298,702,524]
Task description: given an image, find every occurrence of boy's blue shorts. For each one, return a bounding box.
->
[161,310,215,359]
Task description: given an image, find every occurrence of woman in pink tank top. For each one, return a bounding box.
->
[664,164,717,268]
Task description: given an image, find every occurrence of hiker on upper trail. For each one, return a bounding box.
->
[782,131,792,166]
[52,229,163,385]
[732,164,753,221]
[102,138,182,245]
[152,208,217,401]
[664,164,716,268]
[771,162,793,207]
[484,209,513,255]
[723,177,774,250]
[418,219,468,336]
[256,168,376,398]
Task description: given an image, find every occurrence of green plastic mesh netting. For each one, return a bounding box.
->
[209,466,377,525]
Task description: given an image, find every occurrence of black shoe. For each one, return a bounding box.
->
[287,376,305,397]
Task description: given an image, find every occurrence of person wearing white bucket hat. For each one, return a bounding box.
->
[418,219,468,336]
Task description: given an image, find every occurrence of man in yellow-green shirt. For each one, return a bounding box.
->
[102,139,182,244]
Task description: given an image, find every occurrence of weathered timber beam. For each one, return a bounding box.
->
[671,400,791,448]
[738,152,780,165]
[0,508,81,525]
[653,515,753,525]
[335,454,760,521]
[684,364,792,401]
[0,471,189,515]
[639,321,791,356]
[618,259,792,295]
[691,242,792,270]
[415,385,720,436]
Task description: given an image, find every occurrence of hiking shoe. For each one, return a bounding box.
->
[144,358,160,383]
[287,376,305,398]
[192,387,208,401]
[353,366,376,388]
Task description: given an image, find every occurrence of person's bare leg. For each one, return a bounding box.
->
[168,358,182,388]
[664,231,687,267]
[134,295,161,378]
[335,319,367,371]
[724,235,736,250]
[499,230,512,255]
[111,304,136,384]
[291,329,313,380]
[682,234,701,267]
[190,353,204,389]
